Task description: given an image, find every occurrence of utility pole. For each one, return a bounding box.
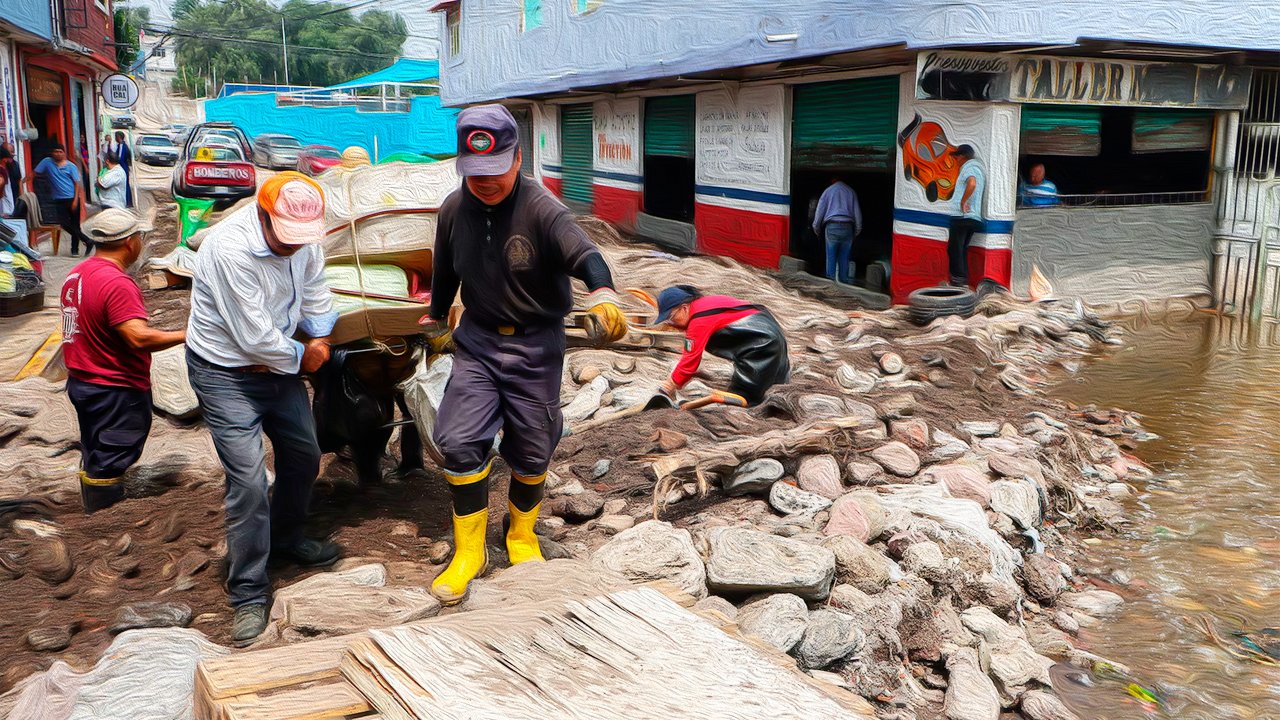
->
[280,15,290,87]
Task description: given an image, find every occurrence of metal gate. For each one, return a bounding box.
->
[560,103,594,209]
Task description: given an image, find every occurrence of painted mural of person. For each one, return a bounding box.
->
[947,144,985,287]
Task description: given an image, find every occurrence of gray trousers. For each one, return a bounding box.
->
[433,318,565,477]
[187,350,321,608]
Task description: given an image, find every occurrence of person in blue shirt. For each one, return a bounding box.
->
[1018,163,1060,207]
[34,143,90,257]
[812,177,863,284]
[947,145,985,287]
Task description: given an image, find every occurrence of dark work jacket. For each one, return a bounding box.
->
[429,175,613,328]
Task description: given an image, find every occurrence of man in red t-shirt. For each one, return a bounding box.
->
[653,285,790,406]
[61,209,186,512]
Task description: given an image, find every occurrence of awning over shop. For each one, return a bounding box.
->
[325,59,440,90]
[1019,105,1102,156]
[792,75,899,171]
[1131,109,1213,153]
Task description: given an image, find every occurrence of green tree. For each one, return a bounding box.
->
[172,0,407,98]
[113,3,151,73]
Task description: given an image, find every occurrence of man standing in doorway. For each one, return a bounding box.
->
[1018,162,1060,207]
[948,144,985,287]
[61,209,186,512]
[424,105,629,605]
[812,176,862,284]
[185,172,339,646]
[35,143,91,256]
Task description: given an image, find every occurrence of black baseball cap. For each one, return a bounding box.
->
[456,104,519,177]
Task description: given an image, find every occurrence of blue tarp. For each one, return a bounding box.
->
[325,59,439,90]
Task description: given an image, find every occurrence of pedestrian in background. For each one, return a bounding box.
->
[812,176,862,284]
[35,143,91,257]
[113,131,134,208]
[61,209,186,512]
[947,144,985,287]
[96,150,128,209]
[1018,162,1060,207]
[184,172,339,646]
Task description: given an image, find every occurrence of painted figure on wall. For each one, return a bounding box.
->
[898,113,963,202]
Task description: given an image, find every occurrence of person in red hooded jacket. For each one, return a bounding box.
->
[654,285,790,406]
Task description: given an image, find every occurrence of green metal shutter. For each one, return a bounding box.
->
[1019,105,1102,156]
[644,95,695,158]
[792,76,900,171]
[561,103,594,205]
[1132,109,1213,154]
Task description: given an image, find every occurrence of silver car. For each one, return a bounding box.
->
[135,133,181,166]
[251,134,303,170]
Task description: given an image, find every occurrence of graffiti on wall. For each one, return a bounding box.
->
[898,113,964,202]
[592,98,639,174]
[695,85,786,192]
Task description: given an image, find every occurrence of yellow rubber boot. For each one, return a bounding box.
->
[506,501,545,565]
[430,508,489,605]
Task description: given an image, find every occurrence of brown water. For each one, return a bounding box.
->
[1052,309,1280,720]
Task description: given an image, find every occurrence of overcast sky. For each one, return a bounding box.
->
[132,0,441,61]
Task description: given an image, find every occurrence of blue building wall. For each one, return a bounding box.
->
[439,0,1280,106]
[203,93,458,159]
[4,0,55,40]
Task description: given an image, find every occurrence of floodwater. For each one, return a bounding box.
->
[1052,308,1280,719]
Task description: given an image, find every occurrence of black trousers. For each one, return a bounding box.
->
[948,217,982,284]
[54,198,90,254]
[706,312,791,405]
[66,377,152,511]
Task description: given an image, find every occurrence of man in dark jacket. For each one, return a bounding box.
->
[423,105,629,605]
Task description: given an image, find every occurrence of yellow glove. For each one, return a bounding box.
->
[418,315,455,354]
[584,289,629,346]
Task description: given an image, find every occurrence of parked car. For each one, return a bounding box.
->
[172,124,257,205]
[190,122,252,158]
[161,123,190,142]
[296,145,342,176]
[135,133,181,166]
[251,134,303,170]
[110,115,136,129]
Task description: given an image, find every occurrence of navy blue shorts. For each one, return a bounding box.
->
[66,376,152,480]
[433,318,565,477]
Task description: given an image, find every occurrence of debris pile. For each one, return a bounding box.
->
[0,213,1156,720]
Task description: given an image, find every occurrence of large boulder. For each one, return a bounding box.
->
[735,592,809,653]
[944,647,1001,720]
[870,441,921,477]
[591,521,707,599]
[797,455,844,500]
[961,606,1054,702]
[271,563,440,636]
[793,609,865,670]
[704,527,835,600]
[1060,589,1124,617]
[824,491,886,542]
[821,535,890,594]
[723,459,784,496]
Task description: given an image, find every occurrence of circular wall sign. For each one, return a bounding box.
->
[102,74,140,109]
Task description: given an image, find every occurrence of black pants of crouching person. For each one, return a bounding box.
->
[433,318,565,510]
[66,376,153,512]
[705,312,791,406]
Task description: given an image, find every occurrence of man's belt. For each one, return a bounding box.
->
[223,364,273,373]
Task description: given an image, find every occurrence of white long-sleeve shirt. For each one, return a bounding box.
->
[186,204,337,374]
[97,165,127,208]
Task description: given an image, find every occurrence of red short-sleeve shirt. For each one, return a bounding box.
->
[60,258,151,391]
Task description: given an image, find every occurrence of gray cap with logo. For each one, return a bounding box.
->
[456,104,520,177]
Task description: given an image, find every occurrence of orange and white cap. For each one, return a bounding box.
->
[257,171,326,245]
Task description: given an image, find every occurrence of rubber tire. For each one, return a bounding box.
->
[907,286,977,326]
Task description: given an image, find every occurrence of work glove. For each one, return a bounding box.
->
[418,315,455,354]
[584,288,629,346]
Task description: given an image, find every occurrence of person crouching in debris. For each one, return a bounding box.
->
[655,285,790,406]
[422,104,629,605]
[61,209,186,513]
[185,172,339,646]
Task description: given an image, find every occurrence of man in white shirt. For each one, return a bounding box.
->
[96,150,127,209]
[185,171,339,646]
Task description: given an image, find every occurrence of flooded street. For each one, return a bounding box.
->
[1053,308,1280,719]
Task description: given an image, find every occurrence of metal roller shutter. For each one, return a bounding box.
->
[644,95,695,158]
[792,76,900,171]
[1019,105,1102,156]
[1132,109,1213,154]
[560,103,594,205]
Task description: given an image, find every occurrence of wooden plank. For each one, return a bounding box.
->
[342,587,876,720]
[220,680,371,720]
[196,634,357,701]
[13,329,60,381]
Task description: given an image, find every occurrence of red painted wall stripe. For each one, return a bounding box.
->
[543,176,563,198]
[694,203,789,269]
[891,234,1013,303]
[592,184,642,231]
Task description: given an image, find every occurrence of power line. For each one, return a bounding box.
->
[149,25,399,59]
